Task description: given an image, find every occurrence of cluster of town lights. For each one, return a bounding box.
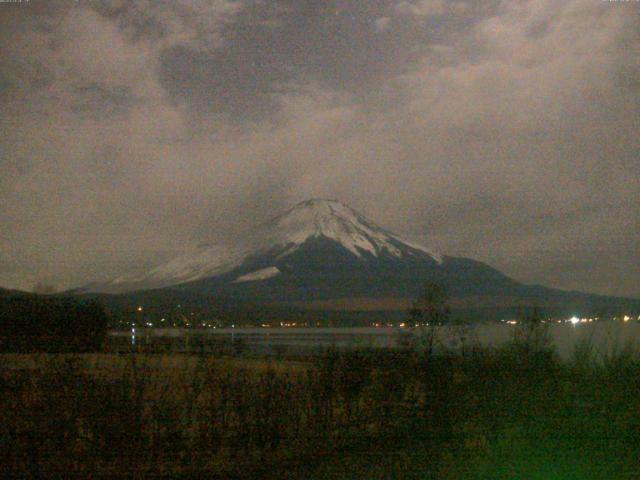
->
[500,315,638,326]
[128,305,639,329]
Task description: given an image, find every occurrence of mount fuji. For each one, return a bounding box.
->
[84,199,638,320]
[90,199,444,294]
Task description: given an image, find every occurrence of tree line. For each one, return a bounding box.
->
[0,292,109,352]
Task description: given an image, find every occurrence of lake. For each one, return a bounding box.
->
[108,321,640,359]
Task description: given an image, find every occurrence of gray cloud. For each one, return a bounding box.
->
[0,0,638,297]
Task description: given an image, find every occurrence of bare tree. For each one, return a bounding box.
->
[408,280,451,356]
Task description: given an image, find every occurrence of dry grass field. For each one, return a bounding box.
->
[2,328,640,479]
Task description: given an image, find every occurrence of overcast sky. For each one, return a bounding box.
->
[0,0,638,297]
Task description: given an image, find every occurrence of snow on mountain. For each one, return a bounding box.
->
[107,244,250,289]
[234,266,281,283]
[257,199,441,261]
[89,199,440,293]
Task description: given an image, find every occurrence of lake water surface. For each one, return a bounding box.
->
[109,322,640,359]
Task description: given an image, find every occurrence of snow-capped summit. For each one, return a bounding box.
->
[255,198,441,261]
[88,199,441,293]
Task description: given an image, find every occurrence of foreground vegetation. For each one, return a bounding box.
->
[2,325,640,479]
[0,293,108,353]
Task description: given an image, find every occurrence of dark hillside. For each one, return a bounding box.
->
[0,290,109,352]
